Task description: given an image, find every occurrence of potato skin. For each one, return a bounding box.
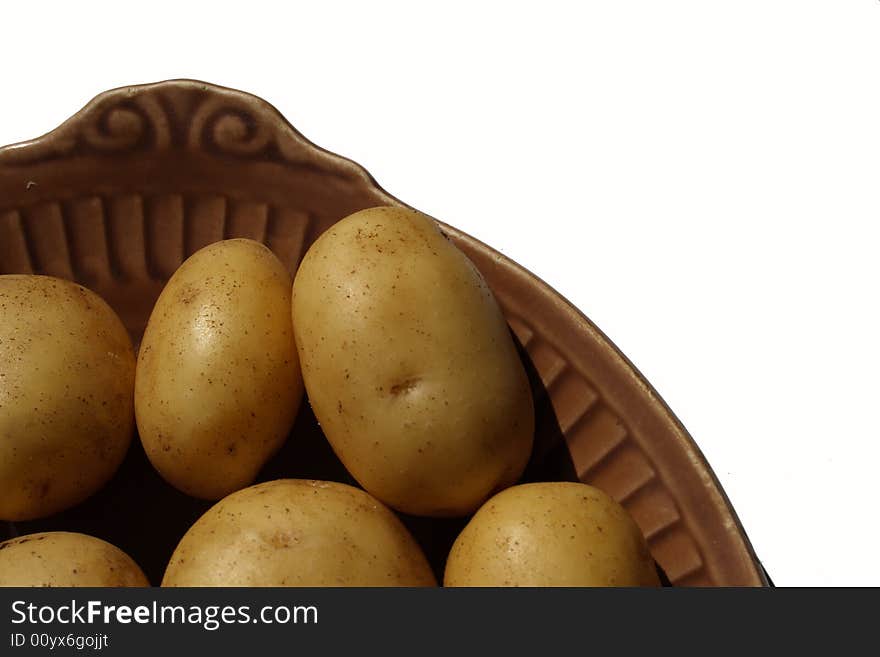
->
[0,532,149,587]
[291,207,534,517]
[162,479,436,587]
[135,239,303,500]
[444,482,661,587]
[0,275,135,521]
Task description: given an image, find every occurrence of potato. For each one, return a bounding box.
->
[0,275,135,521]
[292,207,534,517]
[162,479,436,586]
[135,239,303,500]
[444,482,660,587]
[0,531,148,587]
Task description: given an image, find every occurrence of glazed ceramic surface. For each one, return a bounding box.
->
[0,80,766,586]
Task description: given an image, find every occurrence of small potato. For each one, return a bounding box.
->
[0,532,149,587]
[444,482,660,587]
[292,207,534,517]
[0,275,135,521]
[162,479,436,587]
[135,239,303,500]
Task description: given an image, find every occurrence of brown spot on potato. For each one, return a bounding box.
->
[177,284,200,305]
[268,531,298,549]
[389,378,420,396]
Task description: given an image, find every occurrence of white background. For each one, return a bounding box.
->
[1,1,878,586]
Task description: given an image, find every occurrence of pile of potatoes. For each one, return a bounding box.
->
[0,206,659,588]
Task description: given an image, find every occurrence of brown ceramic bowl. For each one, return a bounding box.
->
[0,80,767,586]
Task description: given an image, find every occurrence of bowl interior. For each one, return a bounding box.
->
[0,80,766,586]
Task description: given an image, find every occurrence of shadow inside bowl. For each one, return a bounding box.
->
[514,332,579,486]
[6,438,213,586]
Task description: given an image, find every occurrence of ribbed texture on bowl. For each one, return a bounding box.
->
[0,80,766,586]
[1,193,326,344]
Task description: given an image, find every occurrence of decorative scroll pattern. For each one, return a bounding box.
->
[0,82,359,175]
